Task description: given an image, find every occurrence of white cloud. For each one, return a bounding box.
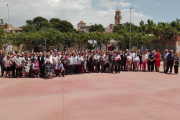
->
[0,0,151,29]
[98,0,131,8]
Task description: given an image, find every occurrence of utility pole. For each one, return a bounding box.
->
[129,7,132,49]
[7,4,10,52]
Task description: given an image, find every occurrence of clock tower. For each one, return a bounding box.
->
[115,9,122,25]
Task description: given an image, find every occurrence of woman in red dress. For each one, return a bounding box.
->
[155,49,161,72]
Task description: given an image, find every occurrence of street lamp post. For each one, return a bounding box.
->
[7,4,10,52]
[129,7,132,49]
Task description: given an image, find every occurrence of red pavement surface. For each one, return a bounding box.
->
[0,68,180,120]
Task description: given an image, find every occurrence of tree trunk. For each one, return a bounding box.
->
[106,44,107,51]
[18,45,20,51]
[100,43,101,51]
[54,43,57,49]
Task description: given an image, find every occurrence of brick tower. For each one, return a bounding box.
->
[115,9,122,25]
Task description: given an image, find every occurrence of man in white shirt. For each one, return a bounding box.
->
[163,49,169,72]
[93,51,98,72]
[14,53,23,78]
[142,51,148,71]
[55,61,64,77]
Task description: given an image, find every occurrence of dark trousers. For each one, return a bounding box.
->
[93,60,98,72]
[115,66,120,73]
[101,63,105,73]
[65,65,69,75]
[56,69,65,76]
[0,63,4,76]
[174,65,178,74]
[121,62,126,71]
[147,60,150,71]
[97,62,100,72]
[78,64,83,74]
[73,65,78,74]
[69,65,73,75]
[149,61,154,72]
[88,63,93,73]
[39,64,44,77]
[166,61,173,73]
[11,64,15,77]
[16,68,22,77]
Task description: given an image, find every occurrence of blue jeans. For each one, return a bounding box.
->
[0,63,3,76]
[69,65,73,74]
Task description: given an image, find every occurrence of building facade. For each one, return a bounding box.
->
[77,21,90,33]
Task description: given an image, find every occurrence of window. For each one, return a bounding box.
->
[117,20,119,24]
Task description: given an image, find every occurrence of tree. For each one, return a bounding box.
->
[56,20,75,33]
[22,25,36,33]
[13,34,25,51]
[33,16,48,26]
[50,18,61,25]
[0,19,22,51]
[89,24,105,32]
[26,20,33,25]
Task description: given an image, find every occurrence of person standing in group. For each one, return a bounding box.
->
[0,50,4,77]
[52,53,60,76]
[121,51,126,71]
[126,52,132,71]
[130,49,135,71]
[155,49,161,72]
[3,55,12,77]
[142,51,148,72]
[163,49,169,72]
[137,50,142,71]
[11,52,16,78]
[104,54,109,72]
[68,53,74,75]
[60,54,67,75]
[100,52,106,73]
[14,53,23,79]
[109,51,114,73]
[83,54,88,73]
[174,53,179,74]
[38,52,44,77]
[165,50,175,74]
[77,54,84,74]
[146,49,150,71]
[24,54,31,77]
[114,52,121,73]
[93,51,98,72]
[87,53,93,73]
[133,54,140,71]
[148,51,156,72]
[73,53,78,74]
[97,52,101,73]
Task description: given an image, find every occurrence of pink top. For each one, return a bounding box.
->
[32,62,40,70]
[66,55,69,60]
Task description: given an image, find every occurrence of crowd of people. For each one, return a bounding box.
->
[0,48,179,79]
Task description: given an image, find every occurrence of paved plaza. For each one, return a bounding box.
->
[0,68,180,120]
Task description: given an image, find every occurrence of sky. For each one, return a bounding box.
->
[0,0,179,29]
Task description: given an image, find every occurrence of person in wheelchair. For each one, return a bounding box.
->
[45,59,53,77]
[55,61,65,77]
[32,59,40,78]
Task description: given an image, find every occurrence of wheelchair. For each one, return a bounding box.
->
[44,66,54,79]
